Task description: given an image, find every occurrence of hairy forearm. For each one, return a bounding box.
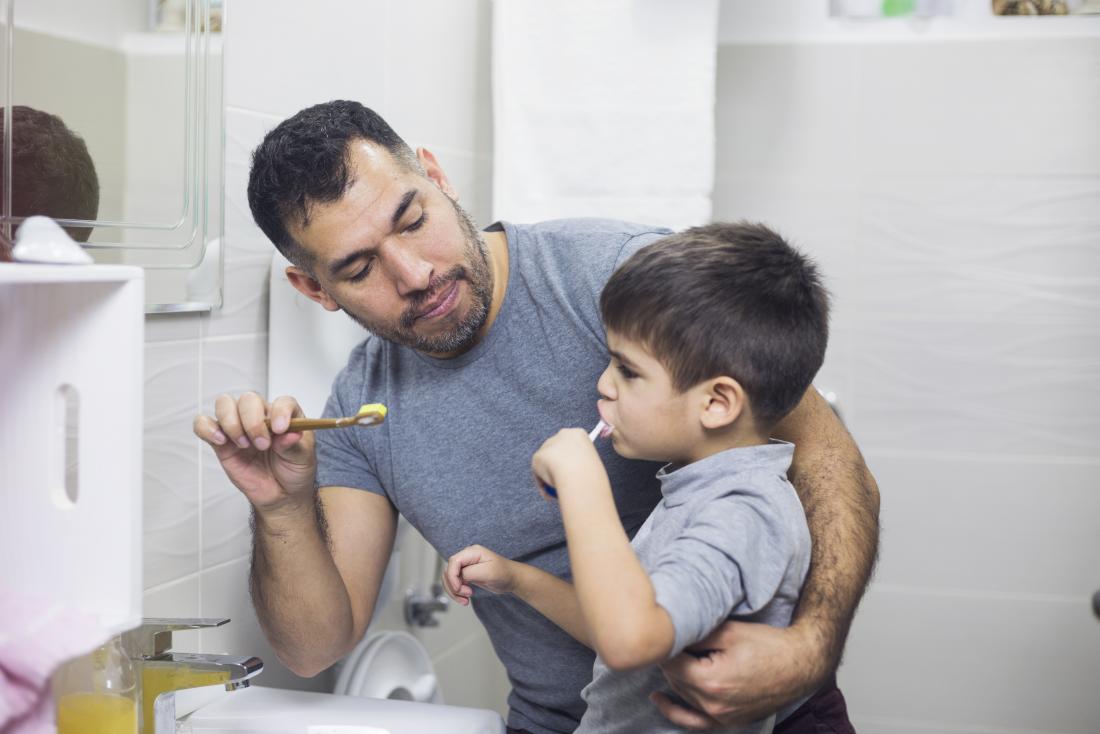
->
[778,390,881,675]
[249,497,355,677]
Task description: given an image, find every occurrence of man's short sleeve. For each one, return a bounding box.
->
[313,349,385,496]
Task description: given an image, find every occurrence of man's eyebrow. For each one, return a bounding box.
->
[391,189,418,227]
[328,248,371,279]
[327,189,420,279]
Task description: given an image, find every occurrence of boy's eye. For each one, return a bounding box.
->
[405,211,427,233]
[616,363,638,379]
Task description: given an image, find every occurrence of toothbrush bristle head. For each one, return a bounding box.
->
[356,403,388,425]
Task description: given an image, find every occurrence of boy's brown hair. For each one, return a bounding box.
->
[600,221,829,428]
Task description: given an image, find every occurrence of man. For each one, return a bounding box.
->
[194,100,879,734]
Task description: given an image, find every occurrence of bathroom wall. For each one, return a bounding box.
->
[713,2,1100,732]
[139,0,508,714]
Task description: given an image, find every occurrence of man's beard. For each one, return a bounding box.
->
[335,197,493,354]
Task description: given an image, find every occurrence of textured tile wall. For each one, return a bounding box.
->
[713,37,1100,734]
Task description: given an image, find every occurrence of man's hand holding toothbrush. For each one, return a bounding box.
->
[192,392,317,516]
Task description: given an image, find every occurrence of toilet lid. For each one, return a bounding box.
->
[341,631,442,705]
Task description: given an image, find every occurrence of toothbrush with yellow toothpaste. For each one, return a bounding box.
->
[265,402,387,432]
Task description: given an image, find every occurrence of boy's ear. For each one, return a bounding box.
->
[285,266,341,312]
[699,376,746,430]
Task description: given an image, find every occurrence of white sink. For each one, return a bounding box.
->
[179,687,505,734]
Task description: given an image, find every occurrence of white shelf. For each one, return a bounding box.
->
[0,262,144,283]
[0,263,145,636]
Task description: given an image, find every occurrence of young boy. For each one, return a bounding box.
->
[443,222,846,733]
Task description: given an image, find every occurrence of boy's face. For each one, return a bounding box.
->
[596,331,698,464]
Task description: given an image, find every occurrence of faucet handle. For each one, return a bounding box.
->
[125,618,230,658]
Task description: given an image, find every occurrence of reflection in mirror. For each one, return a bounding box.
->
[0,0,223,311]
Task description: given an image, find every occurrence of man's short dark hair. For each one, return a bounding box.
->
[0,106,100,242]
[600,221,830,428]
[247,100,419,269]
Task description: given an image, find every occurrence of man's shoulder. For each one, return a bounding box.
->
[329,333,386,392]
[511,217,672,245]
[505,219,673,276]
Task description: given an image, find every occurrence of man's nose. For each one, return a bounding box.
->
[381,241,433,296]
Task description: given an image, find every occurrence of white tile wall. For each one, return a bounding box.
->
[843,587,1100,733]
[200,335,268,568]
[143,340,202,589]
[220,0,389,119]
[714,34,1100,733]
[136,0,507,716]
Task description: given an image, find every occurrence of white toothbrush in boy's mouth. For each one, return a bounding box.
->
[588,419,614,441]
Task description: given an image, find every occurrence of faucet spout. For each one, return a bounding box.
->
[124,618,264,734]
[143,652,264,691]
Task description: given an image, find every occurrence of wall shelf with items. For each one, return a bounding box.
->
[0,263,144,638]
[717,0,1100,44]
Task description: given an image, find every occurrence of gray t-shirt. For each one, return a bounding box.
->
[315,218,671,734]
[576,441,811,734]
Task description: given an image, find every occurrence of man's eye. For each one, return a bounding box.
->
[617,364,637,379]
[348,260,373,282]
[406,212,427,232]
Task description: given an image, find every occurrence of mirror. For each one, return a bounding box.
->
[0,0,223,312]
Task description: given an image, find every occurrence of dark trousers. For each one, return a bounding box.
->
[506,676,855,733]
[775,675,855,734]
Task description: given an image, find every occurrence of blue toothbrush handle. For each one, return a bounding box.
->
[543,484,557,498]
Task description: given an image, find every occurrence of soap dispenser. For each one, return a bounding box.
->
[53,634,139,734]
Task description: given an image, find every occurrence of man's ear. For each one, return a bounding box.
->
[285,266,341,312]
[416,147,458,200]
[699,376,746,430]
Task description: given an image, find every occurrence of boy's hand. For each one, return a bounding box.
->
[531,428,602,497]
[443,545,517,605]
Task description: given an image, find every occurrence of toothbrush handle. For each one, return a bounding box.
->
[542,421,606,499]
[284,418,346,431]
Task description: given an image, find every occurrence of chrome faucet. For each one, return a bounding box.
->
[123,618,263,734]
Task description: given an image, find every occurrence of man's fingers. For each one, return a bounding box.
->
[192,413,228,447]
[689,620,741,650]
[238,391,272,450]
[649,692,720,731]
[660,646,715,683]
[268,395,305,434]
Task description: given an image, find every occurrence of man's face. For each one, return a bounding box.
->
[290,141,493,356]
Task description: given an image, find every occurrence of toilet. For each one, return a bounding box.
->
[267,251,442,705]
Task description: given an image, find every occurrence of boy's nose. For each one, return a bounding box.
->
[596,364,616,399]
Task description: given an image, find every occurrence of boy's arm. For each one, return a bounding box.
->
[534,429,675,672]
[558,476,675,671]
[510,562,593,647]
[443,544,592,646]
[655,388,879,727]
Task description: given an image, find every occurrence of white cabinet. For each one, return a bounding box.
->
[0,264,144,635]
